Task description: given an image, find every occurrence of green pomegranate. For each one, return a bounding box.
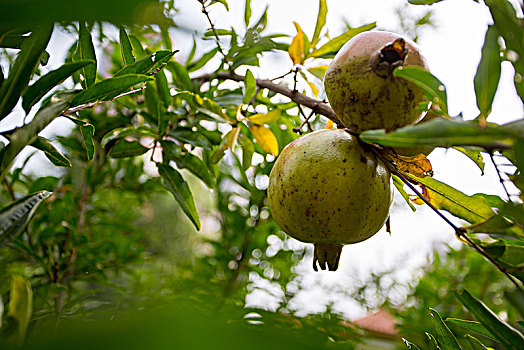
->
[324,31,429,132]
[267,129,393,271]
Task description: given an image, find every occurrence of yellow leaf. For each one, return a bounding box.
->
[247,109,281,125]
[307,65,329,80]
[306,80,319,97]
[249,124,279,156]
[389,153,433,178]
[288,22,308,65]
[7,276,32,346]
[227,126,241,151]
[325,119,334,129]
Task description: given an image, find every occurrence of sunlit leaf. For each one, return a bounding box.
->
[428,308,462,350]
[243,69,257,104]
[288,22,310,65]
[22,60,94,113]
[445,318,497,341]
[389,153,432,178]
[31,136,71,167]
[360,117,515,150]
[394,66,448,115]
[158,163,201,230]
[115,50,177,77]
[247,109,280,125]
[453,146,485,175]
[393,175,416,212]
[307,65,329,81]
[0,24,53,120]
[475,26,502,118]
[0,190,51,246]
[162,141,215,188]
[187,47,219,72]
[325,119,334,129]
[465,334,491,350]
[409,175,496,224]
[7,276,33,346]
[119,26,135,66]
[77,22,97,89]
[244,0,252,27]
[249,124,278,156]
[455,289,524,350]
[426,332,440,350]
[71,74,153,106]
[310,22,376,58]
[311,0,327,49]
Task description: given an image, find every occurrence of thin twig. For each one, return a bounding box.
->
[489,151,513,202]
[197,70,343,126]
[200,0,228,64]
[368,143,522,290]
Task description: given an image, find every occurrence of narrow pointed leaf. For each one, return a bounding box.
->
[402,338,422,350]
[168,61,193,91]
[77,22,97,89]
[288,22,310,65]
[409,175,495,224]
[243,69,257,104]
[0,99,70,180]
[22,60,94,113]
[244,0,252,27]
[475,26,502,117]
[310,22,376,58]
[307,65,329,80]
[311,0,327,49]
[393,175,416,211]
[249,124,278,156]
[429,308,462,350]
[7,276,33,346]
[66,115,96,160]
[155,70,170,108]
[0,24,53,120]
[425,332,440,350]
[101,126,156,148]
[360,117,514,150]
[108,139,148,158]
[453,146,485,175]
[247,109,280,125]
[0,190,51,246]
[119,26,135,66]
[115,50,177,77]
[158,163,201,230]
[239,133,255,170]
[409,0,443,4]
[394,66,448,114]
[445,318,497,341]
[71,74,153,106]
[465,335,491,350]
[31,136,71,167]
[187,47,219,73]
[455,289,524,350]
[164,147,215,188]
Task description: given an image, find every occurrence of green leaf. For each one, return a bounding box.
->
[155,70,170,108]
[187,47,219,72]
[409,175,495,224]
[445,318,497,341]
[119,26,135,66]
[101,126,156,148]
[7,276,33,347]
[64,115,95,160]
[243,69,257,104]
[425,332,440,350]
[170,127,214,150]
[465,335,490,350]
[455,289,524,350]
[168,61,193,91]
[309,22,376,58]
[0,35,26,49]
[144,81,161,125]
[115,50,177,77]
[452,146,485,175]
[71,74,153,106]
[158,163,201,230]
[0,99,70,180]
[108,139,149,158]
[463,213,524,239]
[311,0,327,49]
[76,22,97,89]
[392,175,416,212]
[0,190,51,246]
[0,24,53,120]
[239,132,255,171]
[22,60,94,113]
[161,27,172,51]
[429,308,462,350]
[402,338,422,350]
[163,144,215,188]
[31,136,71,167]
[244,0,252,27]
[0,294,3,328]
[394,66,448,115]
[360,117,514,150]
[474,26,502,118]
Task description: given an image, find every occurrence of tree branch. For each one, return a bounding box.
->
[198,71,343,126]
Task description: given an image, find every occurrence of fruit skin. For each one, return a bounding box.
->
[324,31,429,133]
[267,129,393,271]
